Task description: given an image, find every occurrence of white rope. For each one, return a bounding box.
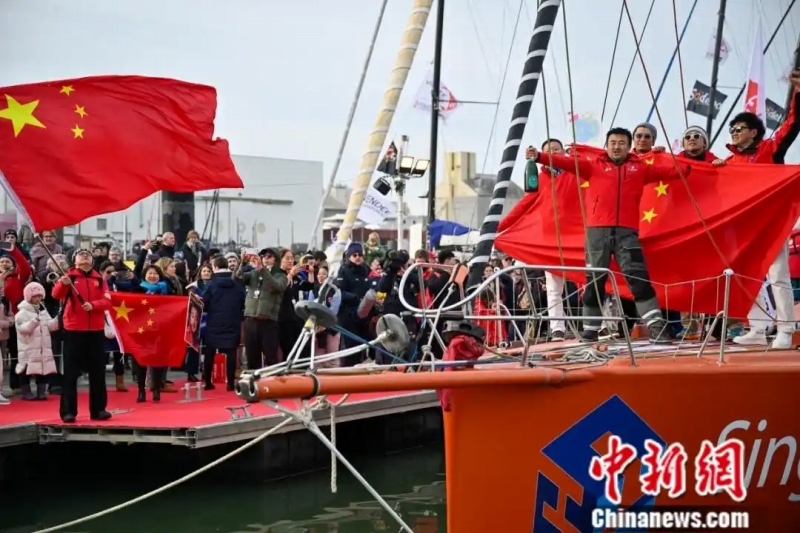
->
[32,396,340,533]
[330,400,338,494]
[553,345,614,364]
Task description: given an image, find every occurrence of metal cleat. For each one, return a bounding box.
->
[225,404,253,420]
[178,382,204,403]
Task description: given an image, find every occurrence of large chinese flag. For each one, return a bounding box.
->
[0,76,243,231]
[496,148,800,317]
[109,292,188,367]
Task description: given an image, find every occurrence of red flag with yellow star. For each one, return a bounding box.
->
[109,292,188,367]
[0,76,243,231]
[496,146,800,316]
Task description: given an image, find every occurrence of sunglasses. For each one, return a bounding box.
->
[683,133,702,141]
[350,253,363,257]
[634,133,652,139]
[104,270,115,276]
[729,125,748,134]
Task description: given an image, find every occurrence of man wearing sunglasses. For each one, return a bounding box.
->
[724,70,800,349]
[678,126,717,162]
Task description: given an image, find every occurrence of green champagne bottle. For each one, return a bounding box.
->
[524,158,539,193]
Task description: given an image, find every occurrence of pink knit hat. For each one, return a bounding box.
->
[23,282,45,302]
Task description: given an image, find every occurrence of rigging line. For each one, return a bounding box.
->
[480,0,526,174]
[308,0,389,249]
[523,0,568,129]
[710,0,797,146]
[600,2,625,126]
[560,0,605,329]
[608,0,657,128]
[621,0,774,319]
[466,0,500,88]
[672,0,689,130]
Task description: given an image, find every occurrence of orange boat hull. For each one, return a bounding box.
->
[445,352,800,532]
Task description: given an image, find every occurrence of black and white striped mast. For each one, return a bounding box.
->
[466,0,561,287]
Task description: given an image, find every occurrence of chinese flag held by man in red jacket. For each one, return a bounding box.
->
[0,75,243,231]
[496,147,800,317]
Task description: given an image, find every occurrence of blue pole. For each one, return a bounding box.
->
[646,0,699,122]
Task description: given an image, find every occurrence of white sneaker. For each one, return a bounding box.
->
[770,331,793,350]
[733,329,768,346]
[0,394,10,405]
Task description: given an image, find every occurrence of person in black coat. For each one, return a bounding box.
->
[201,256,246,391]
[335,243,371,366]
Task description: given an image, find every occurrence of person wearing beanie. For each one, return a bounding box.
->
[335,242,372,366]
[678,126,716,162]
[15,282,59,401]
[237,246,287,371]
[0,238,32,396]
[632,122,659,155]
[727,70,800,350]
[528,127,691,345]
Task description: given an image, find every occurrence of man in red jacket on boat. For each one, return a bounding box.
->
[528,127,690,344]
[678,125,718,162]
[724,71,800,349]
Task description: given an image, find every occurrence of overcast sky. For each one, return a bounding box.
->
[2,0,798,221]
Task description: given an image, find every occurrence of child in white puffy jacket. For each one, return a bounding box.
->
[15,282,59,401]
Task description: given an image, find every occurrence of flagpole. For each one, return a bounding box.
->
[308,0,389,250]
[467,0,561,287]
[324,0,433,268]
[645,0,698,123]
[705,0,728,135]
[709,0,796,146]
[427,0,445,230]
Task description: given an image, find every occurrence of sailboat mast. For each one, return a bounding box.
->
[467,0,561,286]
[427,0,444,228]
[708,0,796,146]
[706,0,728,134]
[325,0,433,263]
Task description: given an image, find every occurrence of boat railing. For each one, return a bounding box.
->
[398,262,638,366]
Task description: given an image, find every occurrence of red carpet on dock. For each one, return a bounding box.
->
[0,381,409,428]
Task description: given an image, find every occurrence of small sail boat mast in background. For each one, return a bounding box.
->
[324,0,433,267]
[706,0,728,135]
[466,0,561,287]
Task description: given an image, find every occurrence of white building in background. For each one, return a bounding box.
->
[0,155,323,251]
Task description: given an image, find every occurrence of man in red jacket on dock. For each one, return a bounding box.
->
[52,248,113,423]
[528,127,690,344]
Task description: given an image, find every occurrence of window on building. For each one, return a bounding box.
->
[96,218,107,231]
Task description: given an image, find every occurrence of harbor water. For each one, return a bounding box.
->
[1,444,446,533]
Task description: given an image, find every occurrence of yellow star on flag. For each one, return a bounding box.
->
[60,85,75,96]
[148,307,156,315]
[581,180,589,189]
[654,181,669,197]
[642,208,658,223]
[142,299,149,305]
[74,105,87,118]
[137,326,145,334]
[0,95,46,137]
[146,319,154,327]
[71,125,84,139]
[644,158,655,165]
[113,300,134,321]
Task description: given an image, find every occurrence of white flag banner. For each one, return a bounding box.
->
[412,69,460,120]
[743,24,766,123]
[705,34,730,65]
[357,182,396,225]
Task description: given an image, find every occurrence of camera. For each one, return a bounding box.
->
[382,249,410,271]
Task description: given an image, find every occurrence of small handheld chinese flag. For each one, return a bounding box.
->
[0,75,244,231]
[109,293,188,367]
